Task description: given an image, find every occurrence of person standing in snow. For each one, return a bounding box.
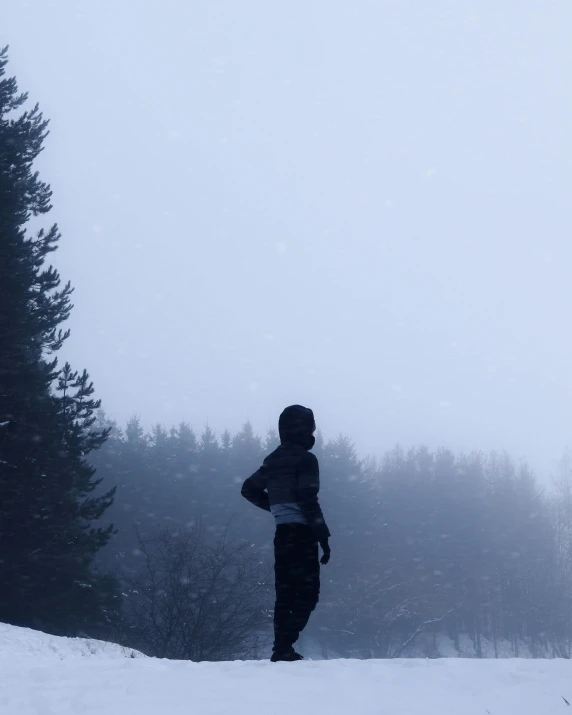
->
[241,405,331,662]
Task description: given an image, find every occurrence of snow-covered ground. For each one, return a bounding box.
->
[0,622,145,661]
[1,624,572,714]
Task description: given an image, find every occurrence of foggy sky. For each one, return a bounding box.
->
[4,1,572,478]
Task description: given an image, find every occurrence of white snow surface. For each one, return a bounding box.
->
[2,624,572,714]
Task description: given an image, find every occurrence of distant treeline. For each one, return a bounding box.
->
[92,416,572,659]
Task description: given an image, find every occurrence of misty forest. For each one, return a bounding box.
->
[2,42,572,666]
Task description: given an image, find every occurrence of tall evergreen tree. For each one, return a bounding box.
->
[0,49,116,634]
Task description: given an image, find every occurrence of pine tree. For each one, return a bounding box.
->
[0,48,116,635]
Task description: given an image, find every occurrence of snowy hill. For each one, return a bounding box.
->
[0,622,145,661]
[1,624,572,714]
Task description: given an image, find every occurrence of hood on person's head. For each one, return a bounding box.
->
[278,405,316,451]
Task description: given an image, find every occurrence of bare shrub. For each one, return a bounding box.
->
[123,526,271,661]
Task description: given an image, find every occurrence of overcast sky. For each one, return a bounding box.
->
[4,1,572,477]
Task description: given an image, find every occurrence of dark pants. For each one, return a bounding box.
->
[273,523,320,653]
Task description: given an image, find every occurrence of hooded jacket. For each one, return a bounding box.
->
[241,405,330,545]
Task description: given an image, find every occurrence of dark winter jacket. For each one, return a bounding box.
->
[241,406,330,546]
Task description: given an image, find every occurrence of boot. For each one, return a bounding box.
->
[270,648,304,662]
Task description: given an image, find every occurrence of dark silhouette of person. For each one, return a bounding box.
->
[241,405,330,661]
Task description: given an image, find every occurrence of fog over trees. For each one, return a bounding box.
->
[91,415,572,660]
